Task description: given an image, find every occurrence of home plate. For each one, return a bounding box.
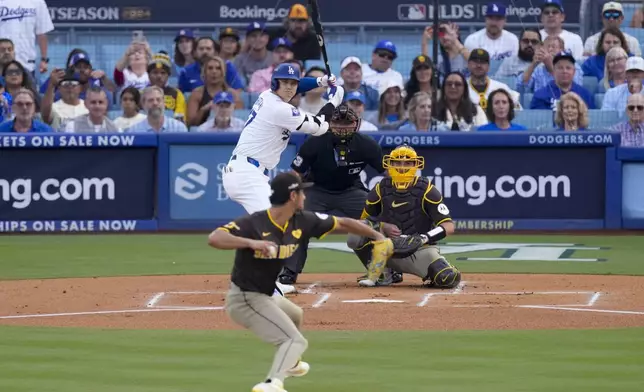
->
[342,299,406,304]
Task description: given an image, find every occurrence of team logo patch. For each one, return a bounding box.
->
[291,229,302,239]
[293,155,303,167]
[315,213,329,220]
[438,203,450,215]
[291,107,300,116]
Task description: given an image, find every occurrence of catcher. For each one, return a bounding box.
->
[347,144,462,288]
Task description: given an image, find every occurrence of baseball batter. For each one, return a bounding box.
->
[209,172,389,392]
[222,62,344,295]
[347,144,462,288]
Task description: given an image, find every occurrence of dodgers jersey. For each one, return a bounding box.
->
[464,29,519,61]
[0,0,54,72]
[232,90,307,170]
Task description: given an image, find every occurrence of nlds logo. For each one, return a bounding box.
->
[398,4,426,21]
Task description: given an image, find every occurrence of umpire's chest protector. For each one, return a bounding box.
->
[379,177,433,235]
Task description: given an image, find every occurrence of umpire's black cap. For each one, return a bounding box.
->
[270,172,313,205]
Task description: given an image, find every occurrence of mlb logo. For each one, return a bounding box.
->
[398,4,427,20]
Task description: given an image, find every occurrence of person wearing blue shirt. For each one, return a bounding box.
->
[582,27,630,81]
[0,88,52,133]
[178,37,244,93]
[530,52,595,110]
[477,88,528,131]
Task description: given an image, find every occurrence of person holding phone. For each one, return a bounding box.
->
[114,33,152,90]
[421,22,470,80]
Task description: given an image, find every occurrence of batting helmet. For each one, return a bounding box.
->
[271,63,301,91]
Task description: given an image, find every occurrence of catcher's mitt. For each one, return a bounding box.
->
[390,234,427,258]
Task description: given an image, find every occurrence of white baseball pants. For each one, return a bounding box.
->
[222,154,272,214]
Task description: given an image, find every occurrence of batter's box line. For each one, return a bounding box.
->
[416,290,601,308]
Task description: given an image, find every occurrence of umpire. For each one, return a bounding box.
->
[278,103,386,284]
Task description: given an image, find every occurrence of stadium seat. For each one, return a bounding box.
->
[583,76,599,94]
[595,93,605,109]
[514,110,554,130]
[588,110,620,129]
[522,93,534,108]
[496,76,515,88]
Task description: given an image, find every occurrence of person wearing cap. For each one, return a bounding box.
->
[587,2,640,57]
[178,37,245,94]
[582,27,631,81]
[602,56,644,116]
[539,0,584,59]
[218,27,241,62]
[530,51,594,110]
[41,68,89,130]
[466,48,522,111]
[366,80,407,129]
[268,3,321,61]
[40,51,115,101]
[344,90,378,131]
[126,86,188,133]
[337,56,379,110]
[464,2,519,61]
[0,88,52,133]
[361,40,404,94]
[404,55,435,107]
[210,171,385,392]
[247,37,295,93]
[64,86,120,133]
[611,93,644,146]
[148,51,187,122]
[196,91,245,132]
[173,28,196,75]
[234,22,273,85]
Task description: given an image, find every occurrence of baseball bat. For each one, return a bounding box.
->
[308,0,332,76]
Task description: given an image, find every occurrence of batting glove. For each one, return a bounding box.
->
[317,74,337,87]
[327,85,345,107]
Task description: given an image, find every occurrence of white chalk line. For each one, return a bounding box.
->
[146,292,165,308]
[417,293,435,307]
[588,292,602,306]
[0,307,225,320]
[517,305,644,316]
[430,291,595,296]
[451,281,466,294]
[165,290,224,295]
[312,293,331,308]
[300,282,319,294]
[343,299,406,303]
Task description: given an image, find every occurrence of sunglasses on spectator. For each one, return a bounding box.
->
[542,10,561,16]
[628,105,644,112]
[5,68,21,76]
[521,38,540,45]
[603,11,622,19]
[376,51,394,60]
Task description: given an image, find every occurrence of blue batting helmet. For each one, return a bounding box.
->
[271,63,301,91]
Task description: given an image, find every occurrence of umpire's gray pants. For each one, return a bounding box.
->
[225,282,307,382]
[282,185,367,277]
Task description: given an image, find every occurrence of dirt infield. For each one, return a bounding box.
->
[1,274,644,330]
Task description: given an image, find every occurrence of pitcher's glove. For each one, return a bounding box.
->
[390,234,426,258]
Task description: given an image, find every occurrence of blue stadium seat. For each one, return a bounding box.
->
[522,93,534,108]
[588,110,620,129]
[514,110,554,130]
[595,93,605,109]
[583,76,599,94]
[235,109,251,120]
[496,76,515,89]
[621,27,644,45]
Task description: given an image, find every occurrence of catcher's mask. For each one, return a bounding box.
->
[330,104,360,143]
[383,144,424,190]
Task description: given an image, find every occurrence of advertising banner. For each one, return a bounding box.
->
[622,162,644,220]
[44,0,578,25]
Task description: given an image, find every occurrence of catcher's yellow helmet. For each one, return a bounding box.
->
[382,144,424,190]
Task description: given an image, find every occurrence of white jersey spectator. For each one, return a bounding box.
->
[584,2,641,56]
[0,0,54,73]
[464,3,519,61]
[361,40,404,94]
[539,0,584,59]
[467,48,522,110]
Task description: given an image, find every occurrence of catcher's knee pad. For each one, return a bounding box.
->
[424,257,461,289]
[347,233,372,250]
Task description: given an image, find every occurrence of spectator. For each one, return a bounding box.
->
[477,89,527,130]
[2,60,40,109]
[496,28,542,77]
[464,2,518,61]
[466,49,521,111]
[404,55,434,107]
[187,56,240,127]
[268,3,320,61]
[399,91,436,131]
[362,40,404,94]
[148,51,187,122]
[365,81,406,129]
[233,22,272,85]
[600,47,628,92]
[421,22,469,78]
[196,91,245,132]
[530,52,594,110]
[602,57,644,116]
[433,72,486,131]
[247,38,295,93]
[344,90,378,131]
[299,66,328,114]
[40,51,116,99]
[0,39,15,75]
[218,27,241,61]
[173,29,196,75]
[126,86,188,133]
[114,41,151,90]
[517,35,583,93]
[539,0,584,59]
[337,56,379,110]
[0,89,51,133]
[612,93,644,146]
[0,0,53,75]
[179,37,245,93]
[582,27,630,81]
[42,70,88,130]
[0,78,13,123]
[555,92,589,131]
[588,2,640,56]
[113,87,146,130]
[64,87,120,133]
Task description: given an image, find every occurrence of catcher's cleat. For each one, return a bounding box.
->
[392,272,403,284]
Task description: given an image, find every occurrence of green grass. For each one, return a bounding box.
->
[0,326,642,392]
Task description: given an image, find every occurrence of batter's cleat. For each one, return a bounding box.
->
[285,360,310,378]
[278,274,297,285]
[252,379,287,392]
[276,281,296,295]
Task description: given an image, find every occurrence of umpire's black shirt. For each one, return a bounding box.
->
[218,210,337,295]
[291,133,384,192]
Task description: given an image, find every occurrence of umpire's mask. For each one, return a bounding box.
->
[330,104,360,144]
[383,144,425,190]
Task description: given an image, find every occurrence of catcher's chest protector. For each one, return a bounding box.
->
[379,177,433,235]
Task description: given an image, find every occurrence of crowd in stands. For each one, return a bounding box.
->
[0,0,643,147]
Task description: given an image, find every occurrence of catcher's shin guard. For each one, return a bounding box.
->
[424,257,461,289]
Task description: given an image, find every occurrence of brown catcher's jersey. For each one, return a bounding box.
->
[361,176,452,243]
[216,210,337,295]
